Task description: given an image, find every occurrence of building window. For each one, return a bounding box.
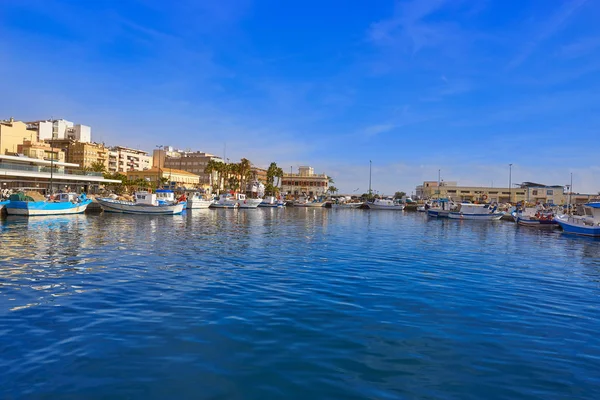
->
[546,190,553,195]
[532,190,538,195]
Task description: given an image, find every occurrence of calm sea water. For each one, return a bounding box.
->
[1,209,600,399]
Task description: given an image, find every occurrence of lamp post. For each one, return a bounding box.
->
[368,160,372,198]
[156,145,163,190]
[508,163,513,203]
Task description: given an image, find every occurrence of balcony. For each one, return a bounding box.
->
[0,162,103,177]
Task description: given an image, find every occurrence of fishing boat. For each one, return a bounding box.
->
[156,189,187,208]
[96,191,184,215]
[234,193,262,209]
[294,197,326,207]
[210,193,239,209]
[258,196,285,208]
[426,199,456,218]
[513,206,559,228]
[367,198,405,210]
[0,200,8,212]
[448,203,504,220]
[186,192,213,209]
[331,196,363,209]
[5,192,92,216]
[555,202,600,237]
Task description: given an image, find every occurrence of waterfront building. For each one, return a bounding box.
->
[126,167,201,190]
[415,180,591,204]
[250,166,268,183]
[154,147,223,188]
[17,140,66,163]
[0,154,120,193]
[30,119,92,143]
[107,146,151,173]
[281,166,329,198]
[0,118,38,155]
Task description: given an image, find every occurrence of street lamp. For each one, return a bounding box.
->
[156,145,163,189]
[508,163,513,203]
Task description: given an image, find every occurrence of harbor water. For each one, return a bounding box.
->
[1,209,600,399]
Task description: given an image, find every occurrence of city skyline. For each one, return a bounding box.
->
[1,0,599,194]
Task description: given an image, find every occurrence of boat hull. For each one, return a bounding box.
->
[367,204,405,210]
[5,200,92,216]
[332,203,363,209]
[516,216,558,228]
[448,212,504,220]
[96,198,184,215]
[237,198,262,209]
[555,215,600,237]
[295,202,326,207]
[210,203,238,209]
[257,203,284,208]
[186,200,213,209]
[427,209,449,218]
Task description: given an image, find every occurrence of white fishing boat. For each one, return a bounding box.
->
[96,191,184,215]
[234,193,262,209]
[332,202,363,209]
[258,196,285,208]
[186,192,213,209]
[210,193,239,209]
[448,203,504,220]
[555,202,600,237]
[5,192,92,216]
[367,198,405,210]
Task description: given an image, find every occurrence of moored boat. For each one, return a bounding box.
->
[367,198,404,210]
[186,192,213,209]
[0,200,8,212]
[5,192,92,216]
[426,199,456,218]
[294,197,326,207]
[210,193,239,209]
[448,203,504,220]
[513,206,559,228]
[234,193,262,209]
[258,196,285,208]
[555,202,600,237]
[96,191,184,215]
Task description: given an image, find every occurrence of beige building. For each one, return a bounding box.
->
[281,166,329,198]
[154,147,223,188]
[126,167,201,190]
[46,139,109,170]
[17,140,66,163]
[416,180,573,204]
[0,118,37,155]
[250,166,268,183]
[107,146,151,173]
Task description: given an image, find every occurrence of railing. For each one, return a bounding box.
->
[284,173,328,178]
[0,162,103,177]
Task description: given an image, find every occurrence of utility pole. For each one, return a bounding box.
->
[368,160,372,198]
[509,163,513,203]
[569,172,573,214]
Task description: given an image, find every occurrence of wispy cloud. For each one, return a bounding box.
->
[508,0,590,69]
[557,36,600,59]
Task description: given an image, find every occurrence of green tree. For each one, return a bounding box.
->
[266,162,285,196]
[328,186,338,195]
[394,191,406,200]
[90,161,106,173]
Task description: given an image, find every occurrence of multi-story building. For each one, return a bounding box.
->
[416,180,577,204]
[0,118,37,155]
[107,146,151,173]
[250,166,268,183]
[154,147,223,189]
[31,119,91,143]
[17,140,66,163]
[281,166,329,198]
[126,168,200,190]
[46,139,108,170]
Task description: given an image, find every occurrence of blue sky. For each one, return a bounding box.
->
[1,0,599,195]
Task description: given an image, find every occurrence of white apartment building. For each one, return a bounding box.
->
[34,119,91,143]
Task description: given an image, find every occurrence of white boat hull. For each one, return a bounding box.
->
[186,200,213,209]
[97,198,184,215]
[448,212,504,220]
[295,202,326,207]
[367,204,405,210]
[236,198,262,209]
[332,203,363,209]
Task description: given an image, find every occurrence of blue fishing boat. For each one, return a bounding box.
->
[5,192,92,216]
[0,200,8,212]
[426,198,457,218]
[555,202,600,237]
[96,191,184,215]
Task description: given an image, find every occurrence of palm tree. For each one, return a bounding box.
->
[204,159,222,193]
[328,186,338,196]
[90,161,106,173]
[238,158,252,193]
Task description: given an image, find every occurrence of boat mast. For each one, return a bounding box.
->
[569,172,573,215]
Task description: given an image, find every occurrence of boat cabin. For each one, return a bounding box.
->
[458,203,497,214]
[156,189,176,204]
[55,193,80,203]
[134,191,158,205]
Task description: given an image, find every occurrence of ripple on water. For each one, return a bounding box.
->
[1,210,600,399]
